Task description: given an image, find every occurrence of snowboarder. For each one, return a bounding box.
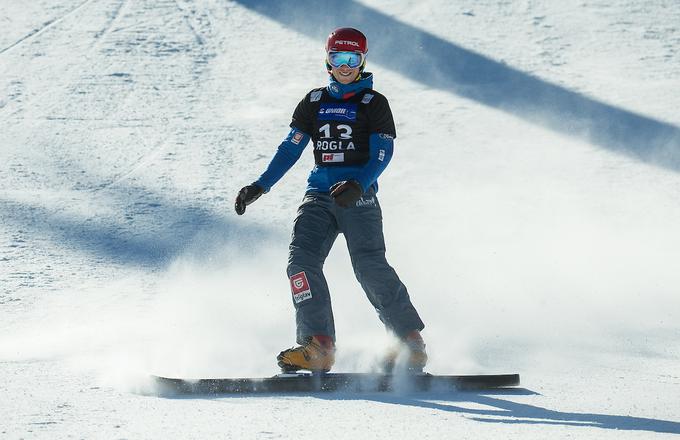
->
[235,27,426,373]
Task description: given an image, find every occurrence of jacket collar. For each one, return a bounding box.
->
[327,72,374,99]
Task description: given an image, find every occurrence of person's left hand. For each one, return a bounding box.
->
[329,180,363,208]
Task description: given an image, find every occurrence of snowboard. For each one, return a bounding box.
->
[153,372,520,394]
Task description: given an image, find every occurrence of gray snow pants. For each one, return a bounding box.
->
[287,190,424,344]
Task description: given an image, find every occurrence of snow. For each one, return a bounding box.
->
[1,0,679,438]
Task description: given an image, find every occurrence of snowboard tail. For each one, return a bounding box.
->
[153,372,520,394]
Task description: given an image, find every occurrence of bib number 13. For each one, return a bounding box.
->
[319,123,352,139]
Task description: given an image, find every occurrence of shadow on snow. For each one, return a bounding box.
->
[341,390,680,435]
[0,178,276,269]
[235,0,680,172]
[158,387,680,435]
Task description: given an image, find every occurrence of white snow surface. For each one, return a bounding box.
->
[1,0,680,438]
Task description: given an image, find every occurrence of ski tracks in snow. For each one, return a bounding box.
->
[92,0,129,43]
[0,0,234,304]
[0,0,96,56]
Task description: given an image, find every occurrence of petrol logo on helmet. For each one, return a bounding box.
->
[335,40,360,47]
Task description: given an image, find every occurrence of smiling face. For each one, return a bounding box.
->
[330,64,361,84]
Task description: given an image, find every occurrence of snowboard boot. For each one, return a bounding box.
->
[277,335,335,373]
[382,330,428,373]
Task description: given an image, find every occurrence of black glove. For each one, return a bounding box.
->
[235,184,264,215]
[329,180,363,208]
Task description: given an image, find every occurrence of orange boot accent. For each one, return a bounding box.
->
[277,336,336,372]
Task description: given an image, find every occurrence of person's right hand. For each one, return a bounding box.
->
[235,184,264,215]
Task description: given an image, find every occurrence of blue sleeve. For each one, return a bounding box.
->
[354,133,394,192]
[255,128,310,192]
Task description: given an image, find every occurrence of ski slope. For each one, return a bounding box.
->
[1,0,680,438]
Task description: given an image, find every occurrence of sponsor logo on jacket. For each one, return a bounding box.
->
[318,103,357,121]
[321,153,345,163]
[291,131,304,145]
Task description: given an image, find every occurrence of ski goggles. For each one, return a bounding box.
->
[327,51,364,69]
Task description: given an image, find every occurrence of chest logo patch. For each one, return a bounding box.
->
[318,103,357,122]
[310,90,322,102]
[361,93,374,104]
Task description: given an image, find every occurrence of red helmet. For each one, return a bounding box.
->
[325,27,368,54]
